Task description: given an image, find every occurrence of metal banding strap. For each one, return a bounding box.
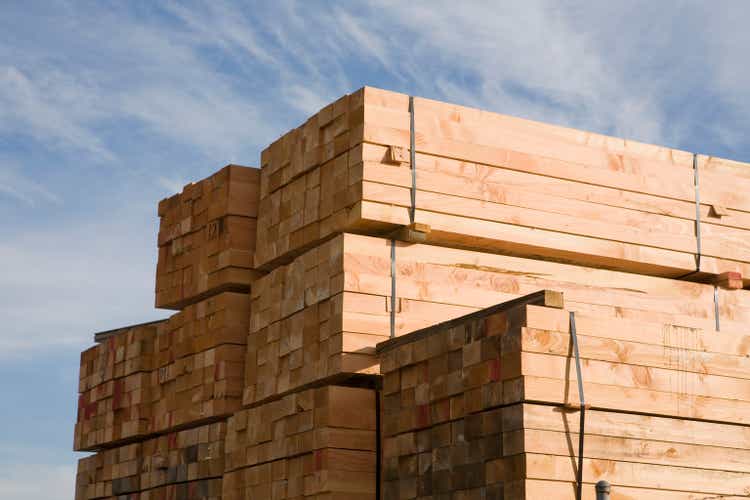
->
[677,153,703,279]
[409,96,416,224]
[570,311,586,500]
[677,153,702,280]
[693,152,702,271]
[714,286,721,331]
[390,239,397,338]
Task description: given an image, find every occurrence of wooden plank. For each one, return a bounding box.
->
[524,452,750,496]
[504,403,750,450]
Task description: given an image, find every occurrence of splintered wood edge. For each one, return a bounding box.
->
[375,289,564,354]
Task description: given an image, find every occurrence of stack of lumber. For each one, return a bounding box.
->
[72,87,750,499]
[139,420,226,490]
[75,443,141,499]
[223,385,377,500]
[75,322,162,451]
[255,86,750,283]
[244,232,749,407]
[377,290,750,498]
[156,165,261,309]
[75,292,250,450]
[152,292,249,433]
[75,421,225,500]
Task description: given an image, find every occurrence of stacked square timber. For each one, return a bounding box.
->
[377,290,750,498]
[140,420,226,491]
[223,385,377,500]
[75,163,264,498]
[75,443,141,499]
[75,421,225,500]
[152,292,250,433]
[244,232,750,407]
[256,86,750,283]
[75,322,162,451]
[75,292,250,452]
[156,164,261,310]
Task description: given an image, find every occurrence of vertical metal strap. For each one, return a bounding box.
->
[678,153,703,281]
[693,153,702,271]
[409,96,416,224]
[714,286,721,331]
[570,311,585,500]
[390,239,397,338]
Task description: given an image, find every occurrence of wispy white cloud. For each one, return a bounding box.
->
[0,66,114,161]
[0,162,60,206]
[0,203,168,359]
[0,5,277,164]
[162,0,276,64]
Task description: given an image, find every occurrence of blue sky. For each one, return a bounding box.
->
[1,1,749,498]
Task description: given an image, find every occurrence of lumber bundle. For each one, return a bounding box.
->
[245,232,750,406]
[76,293,250,450]
[79,322,159,394]
[223,385,377,499]
[75,322,162,451]
[377,290,750,498]
[152,292,250,434]
[256,86,750,283]
[156,164,261,310]
[72,87,750,499]
[76,479,222,500]
[139,421,226,490]
[75,443,141,499]
[75,421,225,500]
[75,370,155,451]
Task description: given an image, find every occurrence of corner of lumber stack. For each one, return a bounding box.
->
[255,85,750,287]
[377,289,750,498]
